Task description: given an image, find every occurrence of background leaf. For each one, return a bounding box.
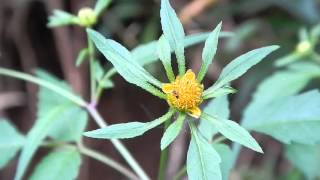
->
[0,119,25,169]
[285,143,320,180]
[47,10,79,27]
[245,90,320,144]
[36,70,88,142]
[94,0,112,16]
[30,147,81,180]
[213,143,233,180]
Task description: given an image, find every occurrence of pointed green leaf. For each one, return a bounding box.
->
[94,0,112,16]
[160,0,186,74]
[84,110,175,139]
[160,113,186,150]
[204,45,279,95]
[93,60,104,81]
[15,103,72,180]
[187,121,221,180]
[30,147,81,180]
[0,119,25,169]
[157,35,175,81]
[199,96,230,140]
[36,70,88,142]
[202,113,263,153]
[132,31,233,66]
[285,143,320,180]
[48,10,80,27]
[245,90,320,144]
[75,48,89,67]
[198,22,222,81]
[87,29,165,98]
[213,144,233,180]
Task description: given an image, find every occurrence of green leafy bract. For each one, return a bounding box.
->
[160,113,186,150]
[48,10,79,27]
[94,0,112,16]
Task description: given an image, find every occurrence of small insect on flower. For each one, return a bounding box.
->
[162,70,204,118]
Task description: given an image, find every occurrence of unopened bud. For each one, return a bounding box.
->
[296,41,312,54]
[78,7,97,27]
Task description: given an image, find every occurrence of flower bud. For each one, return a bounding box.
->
[78,7,97,27]
[296,41,312,54]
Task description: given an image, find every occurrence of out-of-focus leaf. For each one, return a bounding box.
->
[245,90,320,144]
[131,32,233,66]
[198,96,230,140]
[36,70,88,142]
[48,10,79,27]
[213,144,233,180]
[285,143,320,180]
[0,119,25,169]
[202,86,237,100]
[187,121,221,180]
[30,147,81,180]
[75,48,89,67]
[94,0,112,16]
[15,104,72,180]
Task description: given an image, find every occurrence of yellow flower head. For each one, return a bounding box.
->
[162,69,204,118]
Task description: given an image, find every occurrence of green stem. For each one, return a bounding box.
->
[0,68,86,106]
[87,33,96,103]
[86,104,150,180]
[78,142,139,180]
[157,119,171,180]
[212,136,227,144]
[173,165,187,180]
[95,68,117,102]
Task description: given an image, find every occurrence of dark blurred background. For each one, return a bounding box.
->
[1,0,320,179]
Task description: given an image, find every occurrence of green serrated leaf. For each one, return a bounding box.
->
[15,103,72,180]
[87,29,165,98]
[30,147,81,180]
[75,48,89,67]
[187,121,222,180]
[204,45,279,96]
[160,113,186,150]
[245,90,320,144]
[132,31,233,66]
[158,35,175,81]
[285,143,320,180]
[213,144,233,180]
[48,10,80,27]
[94,0,112,16]
[84,109,175,139]
[160,0,186,75]
[202,113,263,153]
[198,95,230,140]
[198,22,222,81]
[0,119,25,169]
[36,70,88,142]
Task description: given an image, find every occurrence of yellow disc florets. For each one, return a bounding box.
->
[162,69,204,118]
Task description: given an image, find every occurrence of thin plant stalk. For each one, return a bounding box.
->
[87,34,96,103]
[157,119,171,180]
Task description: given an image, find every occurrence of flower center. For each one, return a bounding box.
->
[162,70,204,118]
